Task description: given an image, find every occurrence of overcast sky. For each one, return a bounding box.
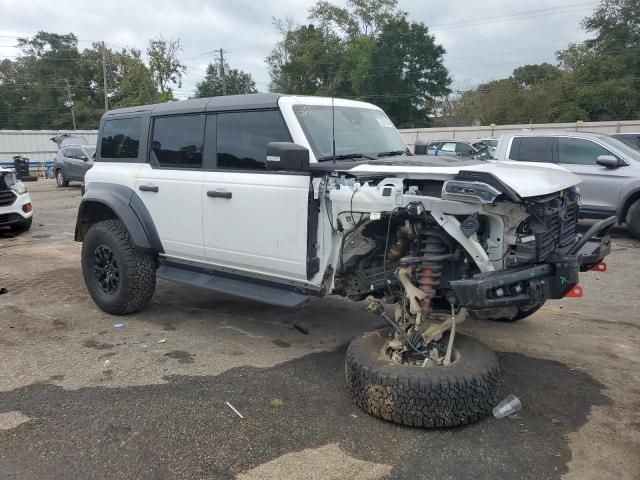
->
[0,0,596,98]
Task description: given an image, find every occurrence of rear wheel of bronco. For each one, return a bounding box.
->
[625,199,640,240]
[345,329,500,427]
[81,219,156,315]
[469,299,546,323]
[55,169,69,187]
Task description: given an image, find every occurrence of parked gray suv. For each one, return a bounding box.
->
[51,134,96,187]
[494,131,640,238]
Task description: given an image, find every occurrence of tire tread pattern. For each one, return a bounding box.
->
[345,329,500,427]
[82,219,155,315]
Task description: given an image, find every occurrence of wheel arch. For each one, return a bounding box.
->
[617,187,640,224]
[74,182,163,253]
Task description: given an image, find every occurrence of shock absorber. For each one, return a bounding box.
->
[416,232,448,297]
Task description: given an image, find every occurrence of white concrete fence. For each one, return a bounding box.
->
[398,119,640,150]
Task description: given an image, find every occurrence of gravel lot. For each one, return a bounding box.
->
[1,180,639,480]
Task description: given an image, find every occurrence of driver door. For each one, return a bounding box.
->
[555,137,627,215]
[201,110,313,282]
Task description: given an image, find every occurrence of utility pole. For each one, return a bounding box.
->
[102,41,109,111]
[219,48,226,96]
[64,79,77,130]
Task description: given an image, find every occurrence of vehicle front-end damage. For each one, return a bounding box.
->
[323,167,613,368]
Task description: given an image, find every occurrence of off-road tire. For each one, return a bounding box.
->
[81,219,156,315]
[55,169,69,187]
[9,217,32,233]
[625,199,640,240]
[345,329,500,427]
[469,299,546,323]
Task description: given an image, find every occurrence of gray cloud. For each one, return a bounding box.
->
[0,0,594,96]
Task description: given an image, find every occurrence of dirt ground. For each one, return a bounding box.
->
[0,180,639,480]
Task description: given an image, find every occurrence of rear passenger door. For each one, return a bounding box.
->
[507,137,554,164]
[555,137,625,214]
[201,110,312,282]
[135,114,207,262]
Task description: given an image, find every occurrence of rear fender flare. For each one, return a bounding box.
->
[75,182,163,253]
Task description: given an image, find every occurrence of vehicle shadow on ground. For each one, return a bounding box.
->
[0,347,609,480]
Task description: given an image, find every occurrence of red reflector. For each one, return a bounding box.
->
[591,262,607,272]
[565,285,584,298]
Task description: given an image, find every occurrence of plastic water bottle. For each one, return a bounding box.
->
[493,394,522,418]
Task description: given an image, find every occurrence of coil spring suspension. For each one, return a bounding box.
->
[416,232,448,297]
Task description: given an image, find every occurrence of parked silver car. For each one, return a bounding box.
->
[494,131,640,238]
[51,134,96,187]
[416,139,492,160]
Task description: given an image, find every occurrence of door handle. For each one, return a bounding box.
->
[207,190,232,199]
[139,184,159,192]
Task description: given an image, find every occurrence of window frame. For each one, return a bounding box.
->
[209,108,294,173]
[148,113,207,170]
[508,136,555,163]
[99,116,144,162]
[554,136,619,166]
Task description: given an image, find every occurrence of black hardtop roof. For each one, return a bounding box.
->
[103,93,284,117]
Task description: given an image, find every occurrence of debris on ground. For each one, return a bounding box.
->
[226,401,244,419]
[270,398,284,407]
[493,394,522,419]
[158,338,166,344]
[293,324,309,335]
[0,288,7,295]
[113,322,124,329]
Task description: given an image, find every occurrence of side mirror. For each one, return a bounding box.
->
[81,155,88,161]
[596,154,622,168]
[414,140,428,155]
[266,142,309,172]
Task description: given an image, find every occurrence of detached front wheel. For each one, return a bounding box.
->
[345,329,500,427]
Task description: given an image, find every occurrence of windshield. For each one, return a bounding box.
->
[293,105,407,160]
[601,136,640,160]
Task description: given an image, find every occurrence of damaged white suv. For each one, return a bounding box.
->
[76,94,614,427]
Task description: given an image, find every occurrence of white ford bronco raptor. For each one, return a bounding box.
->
[76,93,614,427]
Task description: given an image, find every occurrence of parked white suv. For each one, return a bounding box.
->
[75,94,614,428]
[0,167,33,233]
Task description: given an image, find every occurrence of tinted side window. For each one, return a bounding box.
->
[151,115,205,169]
[216,110,290,170]
[511,137,553,162]
[557,138,611,165]
[456,143,474,154]
[101,117,141,159]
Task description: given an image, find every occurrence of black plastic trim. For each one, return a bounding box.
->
[75,182,163,253]
[453,170,522,203]
[159,258,323,297]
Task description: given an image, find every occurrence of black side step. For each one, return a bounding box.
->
[156,265,309,307]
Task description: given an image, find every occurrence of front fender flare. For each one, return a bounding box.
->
[75,182,163,253]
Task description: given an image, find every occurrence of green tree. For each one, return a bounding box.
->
[147,37,186,99]
[194,63,257,97]
[266,0,450,126]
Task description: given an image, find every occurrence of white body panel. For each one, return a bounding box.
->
[0,169,33,222]
[201,171,310,281]
[135,164,206,262]
[342,161,581,198]
[84,162,142,191]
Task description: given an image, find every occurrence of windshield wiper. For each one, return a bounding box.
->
[377,150,408,158]
[318,153,375,162]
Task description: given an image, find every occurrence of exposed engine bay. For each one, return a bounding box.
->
[322,171,583,365]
